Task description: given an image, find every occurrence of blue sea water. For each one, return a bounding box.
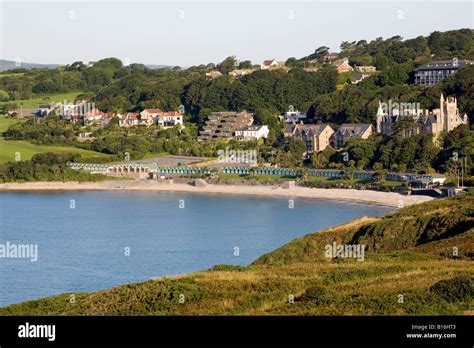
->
[0,191,391,306]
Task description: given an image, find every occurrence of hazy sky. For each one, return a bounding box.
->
[0,0,472,66]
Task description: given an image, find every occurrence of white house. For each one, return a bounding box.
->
[78,132,94,139]
[280,111,307,123]
[261,59,281,70]
[83,108,106,125]
[234,125,269,141]
[119,112,141,127]
[140,109,184,129]
[156,112,184,129]
[206,70,223,79]
[138,109,158,126]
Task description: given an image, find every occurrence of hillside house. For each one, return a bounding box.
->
[280,111,307,123]
[413,59,474,86]
[333,58,353,73]
[261,59,285,70]
[284,123,334,152]
[140,109,184,128]
[331,123,373,149]
[355,65,376,73]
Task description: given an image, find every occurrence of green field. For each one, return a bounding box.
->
[0,116,109,163]
[0,91,83,109]
[0,139,110,163]
[0,116,21,133]
[0,72,25,78]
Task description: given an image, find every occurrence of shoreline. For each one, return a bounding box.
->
[0,180,434,207]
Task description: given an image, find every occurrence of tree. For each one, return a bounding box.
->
[299,166,309,180]
[65,61,86,72]
[217,56,237,74]
[285,57,300,68]
[373,169,388,183]
[374,54,389,71]
[93,58,123,71]
[287,137,306,159]
[238,60,252,69]
[344,160,356,179]
[0,89,9,101]
[309,46,330,60]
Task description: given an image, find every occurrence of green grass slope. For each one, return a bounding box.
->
[0,116,109,163]
[0,139,110,163]
[1,192,473,316]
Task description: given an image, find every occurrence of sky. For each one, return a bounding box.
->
[0,0,473,67]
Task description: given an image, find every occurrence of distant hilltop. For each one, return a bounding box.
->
[0,59,175,71]
[0,59,62,71]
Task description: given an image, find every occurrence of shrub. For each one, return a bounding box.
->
[429,276,474,303]
[209,264,246,272]
[298,285,327,304]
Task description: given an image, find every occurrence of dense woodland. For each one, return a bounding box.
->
[1,29,473,177]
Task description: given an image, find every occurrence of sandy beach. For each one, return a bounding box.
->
[0,180,434,207]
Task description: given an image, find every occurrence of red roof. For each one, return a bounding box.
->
[160,111,182,117]
[142,109,182,117]
[126,112,139,120]
[142,108,163,114]
[85,108,106,117]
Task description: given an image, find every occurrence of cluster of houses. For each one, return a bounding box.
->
[37,91,468,151]
[194,108,374,150]
[205,55,377,81]
[122,109,184,128]
[283,121,373,152]
[279,93,469,154]
[278,109,373,152]
[32,54,471,149]
[206,68,258,79]
[205,55,473,88]
[37,102,184,130]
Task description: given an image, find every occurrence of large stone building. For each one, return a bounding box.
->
[198,111,254,141]
[376,94,469,141]
[284,123,334,152]
[413,59,474,86]
[330,123,373,149]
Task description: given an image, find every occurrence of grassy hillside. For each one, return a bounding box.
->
[1,192,473,315]
[0,116,21,134]
[0,59,60,71]
[0,139,110,163]
[0,116,110,163]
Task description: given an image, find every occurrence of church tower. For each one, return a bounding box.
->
[445,96,458,131]
[439,93,445,131]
